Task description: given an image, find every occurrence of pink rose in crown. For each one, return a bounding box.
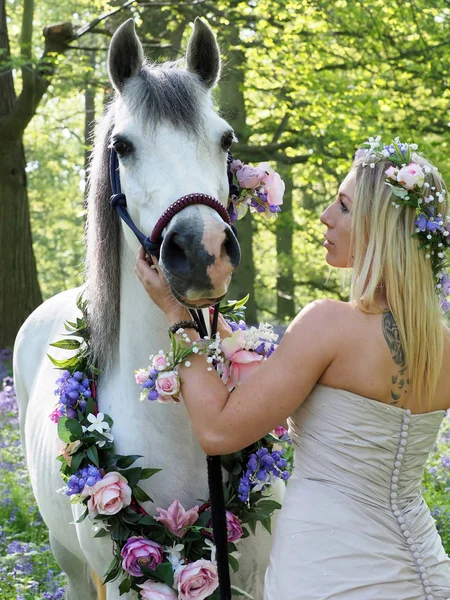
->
[121,536,163,577]
[175,559,219,600]
[155,371,180,400]
[385,166,399,179]
[138,581,177,600]
[154,500,199,538]
[135,368,149,384]
[87,471,132,518]
[153,354,169,371]
[259,162,285,206]
[396,163,424,189]
[221,329,263,388]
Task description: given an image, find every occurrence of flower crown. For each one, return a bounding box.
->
[355,136,450,312]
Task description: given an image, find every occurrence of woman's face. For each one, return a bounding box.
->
[320,169,356,268]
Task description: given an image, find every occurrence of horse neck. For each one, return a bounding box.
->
[118,240,169,367]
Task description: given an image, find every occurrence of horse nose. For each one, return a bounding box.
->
[161,224,240,281]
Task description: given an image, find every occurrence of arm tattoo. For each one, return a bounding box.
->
[382,311,409,405]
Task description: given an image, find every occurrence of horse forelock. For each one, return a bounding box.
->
[85,62,209,370]
[123,60,207,135]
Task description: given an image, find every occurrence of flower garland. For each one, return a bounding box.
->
[49,295,290,600]
[355,136,450,311]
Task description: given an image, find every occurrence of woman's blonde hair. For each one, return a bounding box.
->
[350,154,447,407]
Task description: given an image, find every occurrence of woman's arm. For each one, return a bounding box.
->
[135,249,337,455]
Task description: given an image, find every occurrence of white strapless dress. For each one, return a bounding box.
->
[264,384,450,600]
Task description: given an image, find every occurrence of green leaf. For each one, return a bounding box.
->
[75,508,89,523]
[229,553,239,573]
[254,499,282,512]
[140,468,162,480]
[156,562,174,587]
[69,451,84,474]
[94,527,110,538]
[120,467,142,488]
[140,564,165,583]
[133,485,153,503]
[116,455,143,469]
[138,515,159,527]
[50,338,81,350]
[85,396,95,416]
[57,417,83,443]
[47,354,80,369]
[87,445,99,467]
[102,558,121,585]
[118,577,131,595]
[260,517,272,534]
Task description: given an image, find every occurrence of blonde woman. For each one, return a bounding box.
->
[136,138,450,599]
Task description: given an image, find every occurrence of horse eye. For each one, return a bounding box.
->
[221,131,234,151]
[113,140,131,157]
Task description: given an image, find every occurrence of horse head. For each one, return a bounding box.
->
[108,18,240,308]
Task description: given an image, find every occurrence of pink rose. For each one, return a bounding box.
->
[396,162,424,189]
[153,354,169,371]
[206,511,243,542]
[87,471,132,518]
[155,371,180,399]
[259,162,285,206]
[135,369,149,384]
[385,166,398,179]
[221,329,263,388]
[154,500,199,538]
[226,350,263,389]
[121,536,163,577]
[175,559,219,600]
[235,164,266,189]
[138,581,177,600]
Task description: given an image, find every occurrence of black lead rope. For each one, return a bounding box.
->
[191,306,231,600]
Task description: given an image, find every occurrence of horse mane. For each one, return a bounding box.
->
[85,61,207,369]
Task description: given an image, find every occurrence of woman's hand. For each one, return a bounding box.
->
[135,247,189,323]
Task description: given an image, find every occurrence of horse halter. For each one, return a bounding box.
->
[109,148,238,258]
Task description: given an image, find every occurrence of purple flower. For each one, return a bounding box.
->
[415,214,427,232]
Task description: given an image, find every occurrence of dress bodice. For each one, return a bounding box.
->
[264,384,450,600]
[288,384,446,510]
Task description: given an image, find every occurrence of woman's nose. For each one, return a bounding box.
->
[320,204,333,226]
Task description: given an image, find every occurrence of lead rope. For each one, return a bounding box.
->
[190,305,232,600]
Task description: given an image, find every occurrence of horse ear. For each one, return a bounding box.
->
[186,18,221,88]
[108,19,144,92]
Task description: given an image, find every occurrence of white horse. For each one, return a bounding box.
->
[14,18,278,600]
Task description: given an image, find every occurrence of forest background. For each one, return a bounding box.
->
[2,0,450,342]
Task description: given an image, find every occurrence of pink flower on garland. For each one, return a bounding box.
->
[175,559,219,600]
[154,500,199,538]
[221,329,263,389]
[396,162,425,189]
[138,581,177,600]
[155,371,180,402]
[259,162,285,207]
[121,536,163,577]
[87,471,132,517]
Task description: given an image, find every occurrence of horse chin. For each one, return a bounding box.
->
[170,287,227,309]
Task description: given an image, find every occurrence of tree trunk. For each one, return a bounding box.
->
[0,0,42,348]
[0,140,43,348]
[276,164,295,321]
[218,24,257,323]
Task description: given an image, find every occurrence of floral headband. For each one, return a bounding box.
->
[355,136,450,312]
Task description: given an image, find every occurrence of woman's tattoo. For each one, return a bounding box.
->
[382,311,409,404]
